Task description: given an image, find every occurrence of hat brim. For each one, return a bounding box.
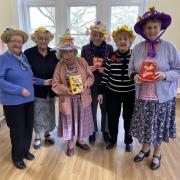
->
[91,29,106,34]
[1,30,28,43]
[51,45,80,51]
[134,13,171,36]
[31,31,54,43]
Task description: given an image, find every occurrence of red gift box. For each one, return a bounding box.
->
[140,61,157,81]
[93,57,104,68]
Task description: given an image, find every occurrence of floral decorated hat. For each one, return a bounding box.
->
[134,7,171,58]
[90,21,108,34]
[31,27,54,42]
[53,29,80,51]
[134,6,171,37]
[85,20,109,39]
[1,28,28,43]
[112,25,136,42]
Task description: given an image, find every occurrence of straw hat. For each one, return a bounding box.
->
[1,28,28,44]
[53,29,79,51]
[31,27,54,43]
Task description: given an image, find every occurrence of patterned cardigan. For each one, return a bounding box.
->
[52,57,94,115]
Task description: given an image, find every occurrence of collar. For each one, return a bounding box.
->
[115,49,131,58]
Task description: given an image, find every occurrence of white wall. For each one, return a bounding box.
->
[148,0,180,50]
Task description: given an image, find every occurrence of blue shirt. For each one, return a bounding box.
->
[129,39,180,103]
[0,51,35,105]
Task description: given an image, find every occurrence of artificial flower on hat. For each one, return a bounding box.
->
[53,29,80,51]
[134,6,171,37]
[134,6,172,58]
[85,20,109,40]
[31,27,54,42]
[1,27,28,43]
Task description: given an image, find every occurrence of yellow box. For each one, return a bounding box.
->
[69,75,83,94]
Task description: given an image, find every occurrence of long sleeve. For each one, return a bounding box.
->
[98,58,111,94]
[80,58,94,87]
[33,77,45,85]
[81,46,86,59]
[164,43,180,81]
[0,60,23,95]
[52,62,69,95]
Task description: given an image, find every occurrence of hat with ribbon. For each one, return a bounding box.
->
[134,6,171,57]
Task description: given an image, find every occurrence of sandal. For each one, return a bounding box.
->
[134,149,150,162]
[44,134,55,145]
[33,138,41,149]
[151,154,161,170]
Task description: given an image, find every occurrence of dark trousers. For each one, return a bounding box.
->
[3,101,34,162]
[91,81,108,132]
[106,90,135,144]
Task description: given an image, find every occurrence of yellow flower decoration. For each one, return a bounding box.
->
[148,6,156,12]
[112,25,136,42]
[57,29,74,48]
[31,27,54,42]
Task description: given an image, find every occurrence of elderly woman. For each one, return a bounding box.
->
[24,27,59,149]
[129,7,180,170]
[98,25,136,151]
[0,28,36,169]
[81,21,113,143]
[52,30,94,156]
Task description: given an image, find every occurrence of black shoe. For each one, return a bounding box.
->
[44,134,55,145]
[89,133,96,143]
[76,141,91,151]
[103,132,110,143]
[33,138,41,149]
[13,160,26,170]
[24,152,35,161]
[151,154,161,170]
[106,142,116,150]
[134,149,150,162]
[126,143,133,152]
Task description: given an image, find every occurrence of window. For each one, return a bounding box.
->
[69,6,96,48]
[110,5,140,48]
[18,0,147,49]
[28,6,56,47]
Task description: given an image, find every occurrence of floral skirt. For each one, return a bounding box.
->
[58,96,94,140]
[34,97,56,133]
[129,97,176,147]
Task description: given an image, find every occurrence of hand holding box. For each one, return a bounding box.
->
[140,61,157,81]
[69,75,83,94]
[93,57,104,68]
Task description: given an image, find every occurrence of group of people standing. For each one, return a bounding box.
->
[0,7,180,172]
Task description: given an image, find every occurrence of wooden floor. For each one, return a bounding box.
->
[0,102,180,180]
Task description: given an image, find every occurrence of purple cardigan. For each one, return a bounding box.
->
[129,39,180,103]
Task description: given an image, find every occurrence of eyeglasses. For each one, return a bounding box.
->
[37,37,50,42]
[91,32,104,39]
[9,40,23,45]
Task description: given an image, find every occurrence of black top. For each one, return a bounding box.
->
[24,46,59,98]
[81,41,113,82]
[99,49,135,94]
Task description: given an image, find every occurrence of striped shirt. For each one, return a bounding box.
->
[99,49,135,94]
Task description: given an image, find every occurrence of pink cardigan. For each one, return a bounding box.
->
[52,57,94,115]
